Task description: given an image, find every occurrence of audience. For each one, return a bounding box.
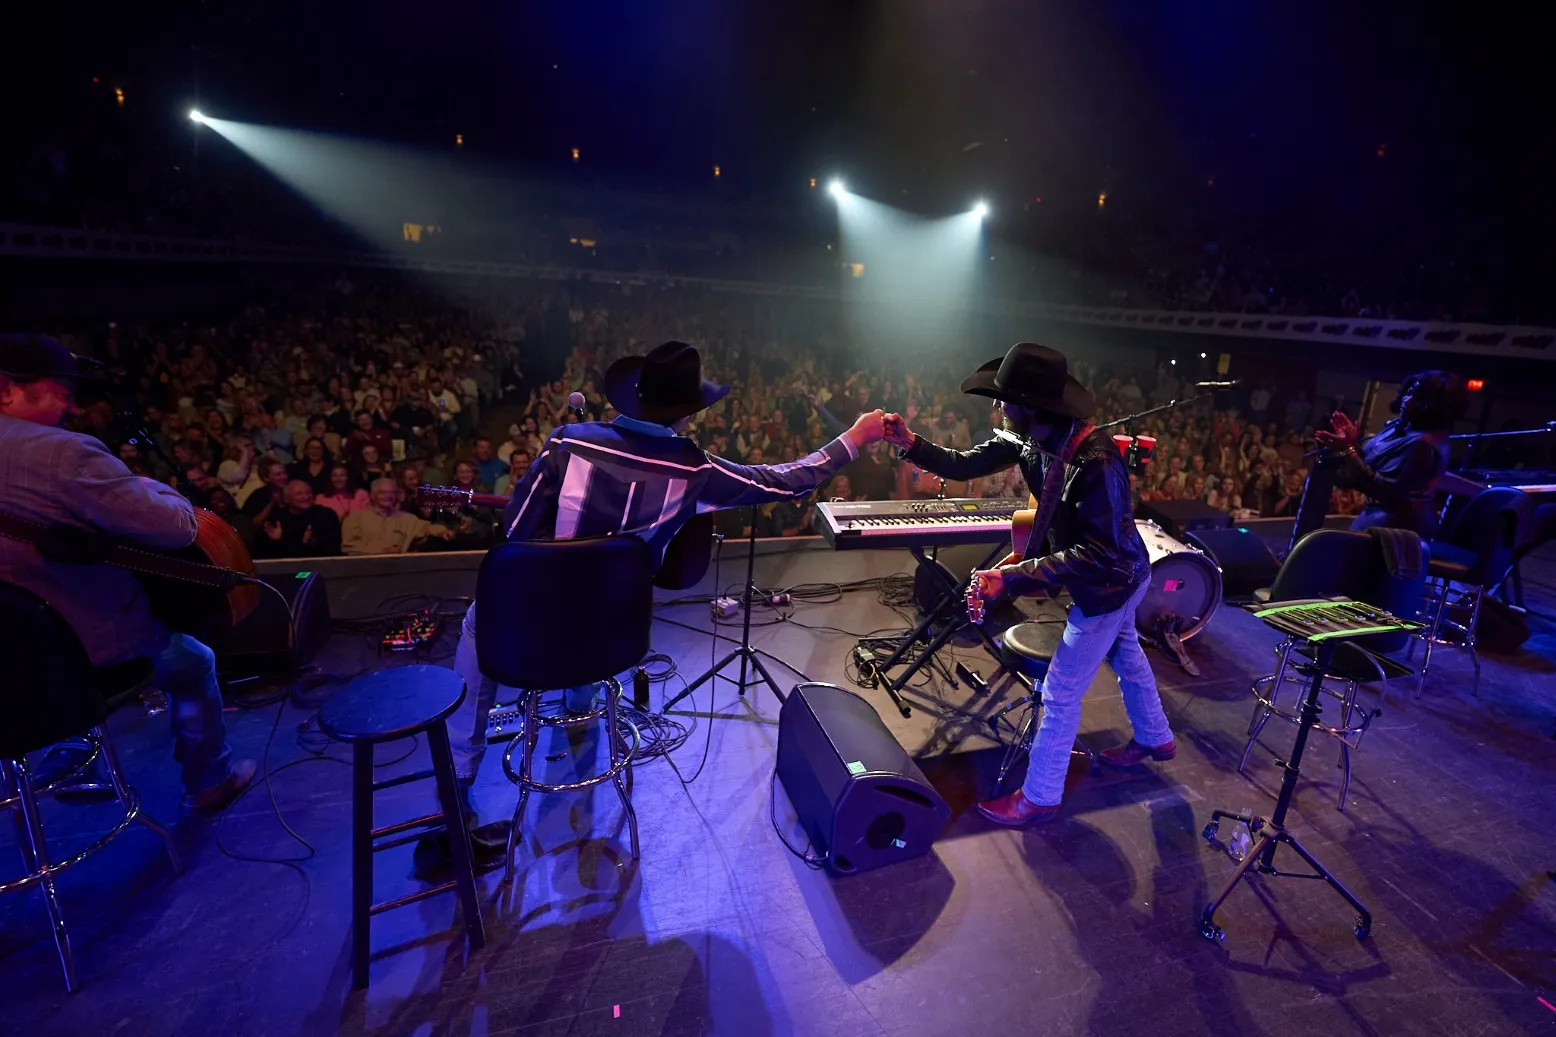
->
[42,266,1379,564]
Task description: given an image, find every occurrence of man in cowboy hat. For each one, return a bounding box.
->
[437,341,886,865]
[0,333,256,810]
[883,341,1176,825]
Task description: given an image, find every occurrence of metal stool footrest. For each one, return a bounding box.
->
[501,677,642,887]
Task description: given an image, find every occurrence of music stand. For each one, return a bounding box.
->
[663,507,788,711]
[1199,598,1418,943]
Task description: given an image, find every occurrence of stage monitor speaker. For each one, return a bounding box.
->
[776,683,950,876]
[1184,527,1282,598]
[1137,499,1232,540]
[215,570,330,678]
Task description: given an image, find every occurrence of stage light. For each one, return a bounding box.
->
[713,165,721,179]
[188,109,205,123]
[115,88,125,105]
[828,179,845,198]
[571,147,580,162]
[972,200,989,219]
[1170,358,1177,366]
[455,133,463,147]
[809,177,817,189]
[1200,352,1208,359]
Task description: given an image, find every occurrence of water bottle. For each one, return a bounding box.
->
[143,688,169,717]
[1228,806,1253,861]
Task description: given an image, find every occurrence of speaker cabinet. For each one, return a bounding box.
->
[1184,527,1282,598]
[775,683,950,875]
[1137,499,1232,540]
[215,570,330,677]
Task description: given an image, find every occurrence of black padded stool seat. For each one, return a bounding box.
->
[1000,622,1057,681]
[317,664,484,989]
[318,665,467,743]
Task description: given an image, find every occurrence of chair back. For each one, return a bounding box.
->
[0,582,112,759]
[1440,487,1526,586]
[476,535,654,690]
[1269,529,1428,653]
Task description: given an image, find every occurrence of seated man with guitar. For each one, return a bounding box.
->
[883,342,1175,826]
[0,334,255,810]
[432,341,886,866]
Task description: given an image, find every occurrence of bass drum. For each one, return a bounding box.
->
[1135,519,1222,640]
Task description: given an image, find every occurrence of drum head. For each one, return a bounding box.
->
[1134,520,1222,640]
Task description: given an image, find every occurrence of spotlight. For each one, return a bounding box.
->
[828,179,846,199]
[188,109,205,123]
[972,201,989,219]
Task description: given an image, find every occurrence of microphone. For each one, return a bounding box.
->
[1194,380,1240,390]
[567,391,586,419]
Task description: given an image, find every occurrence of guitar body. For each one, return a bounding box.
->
[139,510,261,640]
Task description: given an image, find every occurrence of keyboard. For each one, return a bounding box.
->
[814,498,1027,550]
[1452,469,1556,496]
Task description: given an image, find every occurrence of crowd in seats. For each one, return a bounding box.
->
[52,269,1364,560]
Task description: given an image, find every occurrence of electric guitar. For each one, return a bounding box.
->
[967,492,1040,623]
[417,485,509,513]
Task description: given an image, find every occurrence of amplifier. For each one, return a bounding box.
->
[775,683,949,875]
[215,570,330,678]
[1137,499,1231,540]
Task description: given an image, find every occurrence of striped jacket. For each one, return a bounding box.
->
[502,415,856,563]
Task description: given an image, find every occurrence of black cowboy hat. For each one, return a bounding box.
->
[959,341,1094,420]
[603,341,730,424]
[0,333,90,383]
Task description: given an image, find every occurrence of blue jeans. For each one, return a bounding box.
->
[448,602,600,788]
[1021,580,1174,807]
[150,632,233,794]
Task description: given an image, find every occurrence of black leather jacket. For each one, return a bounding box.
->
[903,427,1151,616]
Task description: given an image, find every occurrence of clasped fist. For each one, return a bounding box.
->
[882,413,914,449]
[846,409,888,449]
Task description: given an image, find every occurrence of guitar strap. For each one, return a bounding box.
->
[1023,422,1095,558]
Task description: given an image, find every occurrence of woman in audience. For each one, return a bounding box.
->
[317,464,371,519]
[287,436,335,495]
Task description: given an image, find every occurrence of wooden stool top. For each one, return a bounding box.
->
[318,665,466,743]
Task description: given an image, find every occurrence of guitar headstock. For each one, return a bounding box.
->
[967,578,985,625]
[417,485,473,514]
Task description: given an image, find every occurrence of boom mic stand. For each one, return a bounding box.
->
[663,506,788,712]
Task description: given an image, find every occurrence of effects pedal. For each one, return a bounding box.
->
[381,609,444,653]
[711,596,741,620]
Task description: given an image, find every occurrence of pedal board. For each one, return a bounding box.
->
[484,702,525,743]
[381,609,444,654]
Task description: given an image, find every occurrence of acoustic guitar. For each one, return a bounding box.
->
[967,492,1039,624]
[0,508,261,641]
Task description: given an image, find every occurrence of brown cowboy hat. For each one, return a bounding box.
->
[603,341,730,424]
[960,342,1094,420]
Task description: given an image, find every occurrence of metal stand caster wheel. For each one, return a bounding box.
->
[1202,822,1219,843]
[1200,919,1225,944]
[1354,918,1371,941]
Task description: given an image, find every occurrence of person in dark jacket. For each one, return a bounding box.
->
[884,342,1176,826]
[1315,370,1468,538]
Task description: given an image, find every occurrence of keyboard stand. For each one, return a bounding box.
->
[866,544,1013,717]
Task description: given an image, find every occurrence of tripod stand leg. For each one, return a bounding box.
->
[662,650,744,711]
[1199,831,1276,942]
[1274,831,1373,939]
[744,650,788,705]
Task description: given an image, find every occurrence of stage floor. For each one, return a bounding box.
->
[3,544,1555,1036]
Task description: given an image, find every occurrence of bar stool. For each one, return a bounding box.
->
[317,665,485,989]
[474,535,653,889]
[0,582,182,993]
[1242,530,1423,811]
[988,621,1099,787]
[1417,487,1526,695]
